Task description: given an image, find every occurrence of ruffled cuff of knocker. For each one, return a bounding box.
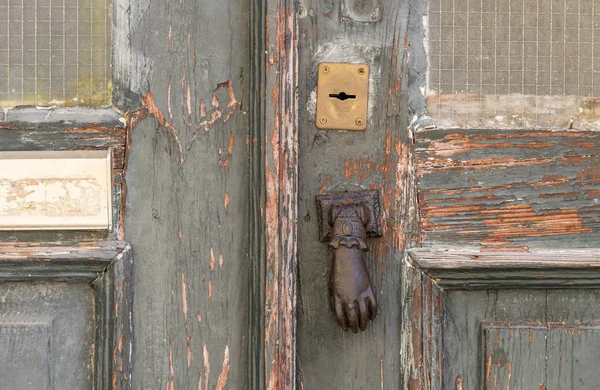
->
[328,236,368,251]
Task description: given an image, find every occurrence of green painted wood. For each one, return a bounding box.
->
[0,282,96,390]
[95,244,134,390]
[416,128,600,250]
[124,1,251,388]
[443,290,600,389]
[295,0,418,388]
[0,241,126,282]
[1,0,599,388]
[409,249,600,289]
[0,123,126,169]
[0,242,132,388]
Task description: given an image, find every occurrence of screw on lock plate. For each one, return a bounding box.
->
[316,63,369,131]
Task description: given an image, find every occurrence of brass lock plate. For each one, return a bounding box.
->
[316,63,369,130]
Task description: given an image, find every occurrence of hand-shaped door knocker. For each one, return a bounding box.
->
[316,190,382,333]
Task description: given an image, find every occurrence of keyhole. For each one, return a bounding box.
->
[329,92,356,101]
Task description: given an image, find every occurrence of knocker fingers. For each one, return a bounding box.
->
[357,298,369,331]
[334,298,347,331]
[366,288,378,320]
[345,303,360,333]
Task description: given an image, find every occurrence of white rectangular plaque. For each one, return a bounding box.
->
[0,150,112,230]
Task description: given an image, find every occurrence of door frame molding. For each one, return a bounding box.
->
[0,241,133,389]
[250,0,299,389]
[409,249,600,289]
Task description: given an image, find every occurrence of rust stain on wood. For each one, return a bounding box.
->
[317,182,326,195]
[373,129,417,264]
[168,80,173,120]
[429,134,556,157]
[187,83,193,120]
[168,344,175,390]
[195,79,242,133]
[181,273,188,318]
[455,376,464,390]
[390,137,413,251]
[217,131,235,173]
[118,109,145,240]
[187,344,192,368]
[483,205,593,239]
[181,273,192,368]
[142,90,185,165]
[410,285,423,388]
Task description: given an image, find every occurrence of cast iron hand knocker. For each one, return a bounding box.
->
[316,190,382,333]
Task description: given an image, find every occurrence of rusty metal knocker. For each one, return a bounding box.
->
[316,190,382,333]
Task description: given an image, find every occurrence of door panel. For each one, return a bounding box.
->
[124,0,251,388]
[4,0,598,387]
[0,242,132,389]
[485,325,600,389]
[409,123,600,387]
[0,282,95,390]
[404,253,600,389]
[296,0,600,388]
[296,0,415,388]
[444,290,600,389]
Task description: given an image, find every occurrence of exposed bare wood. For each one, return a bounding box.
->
[403,250,600,389]
[416,129,600,250]
[263,0,299,388]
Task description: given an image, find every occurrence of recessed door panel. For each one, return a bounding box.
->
[0,282,95,390]
[442,289,600,390]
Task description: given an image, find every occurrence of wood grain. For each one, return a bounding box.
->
[95,244,134,390]
[409,249,600,289]
[263,0,299,389]
[0,120,126,172]
[444,290,600,389]
[123,0,251,388]
[0,282,95,389]
[416,128,600,250]
[295,0,419,388]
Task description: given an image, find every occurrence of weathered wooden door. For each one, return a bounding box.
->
[294,0,600,389]
[2,0,599,388]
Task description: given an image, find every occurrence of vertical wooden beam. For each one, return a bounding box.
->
[294,0,416,387]
[263,0,299,389]
[125,1,251,387]
[248,0,266,388]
